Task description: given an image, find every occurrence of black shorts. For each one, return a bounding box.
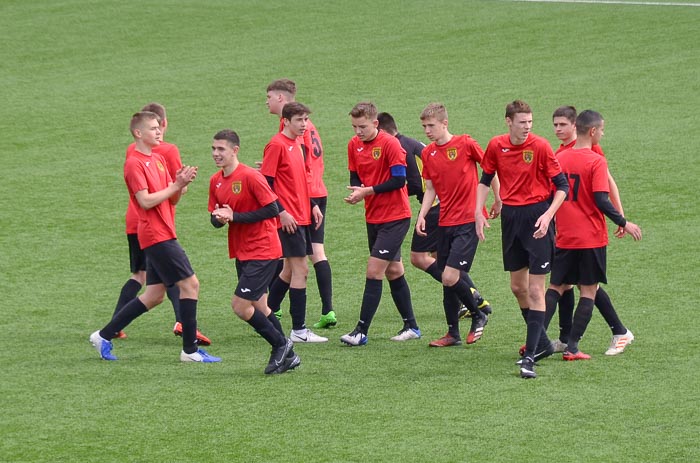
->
[144,239,195,286]
[127,233,146,273]
[550,246,607,286]
[367,218,410,262]
[310,197,327,244]
[436,223,479,272]
[278,225,313,257]
[501,202,554,274]
[234,259,279,301]
[411,204,439,253]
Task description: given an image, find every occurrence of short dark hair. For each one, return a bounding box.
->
[141,102,166,123]
[377,112,398,133]
[213,129,240,148]
[282,102,310,120]
[575,110,604,135]
[552,105,577,123]
[505,100,532,119]
[349,102,377,120]
[267,78,296,95]
[129,111,159,136]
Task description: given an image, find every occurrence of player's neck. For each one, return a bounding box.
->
[561,135,576,146]
[281,128,298,139]
[222,159,239,176]
[134,140,154,155]
[573,137,593,149]
[436,132,453,146]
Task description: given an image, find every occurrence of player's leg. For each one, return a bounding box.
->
[562,283,596,361]
[309,197,336,329]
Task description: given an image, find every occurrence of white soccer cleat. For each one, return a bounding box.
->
[605,330,634,356]
[390,328,421,341]
[180,348,221,363]
[290,328,328,343]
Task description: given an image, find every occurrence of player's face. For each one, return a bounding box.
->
[211,139,237,169]
[285,113,308,137]
[422,117,448,143]
[552,117,575,143]
[506,112,532,145]
[266,91,287,116]
[138,119,162,147]
[351,116,379,142]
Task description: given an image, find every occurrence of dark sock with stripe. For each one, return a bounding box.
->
[289,287,307,331]
[524,310,545,358]
[179,298,198,354]
[544,288,561,330]
[558,288,575,343]
[112,279,142,318]
[313,260,333,315]
[247,310,285,347]
[102,297,148,340]
[424,262,442,282]
[166,285,181,323]
[358,278,383,334]
[443,286,461,338]
[595,287,627,335]
[567,297,595,353]
[389,275,418,330]
[267,277,290,312]
[448,276,482,318]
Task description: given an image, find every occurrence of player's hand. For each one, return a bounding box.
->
[254,161,263,170]
[175,165,198,188]
[344,185,369,205]
[415,216,427,237]
[533,212,552,239]
[623,221,642,241]
[475,213,489,241]
[280,210,297,234]
[489,199,502,219]
[312,205,323,230]
[614,226,626,238]
[212,204,233,224]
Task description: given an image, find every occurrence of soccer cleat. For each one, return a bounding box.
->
[428,333,462,347]
[458,290,493,319]
[563,350,592,361]
[457,304,471,320]
[265,338,293,374]
[114,330,128,340]
[89,331,117,360]
[340,328,368,346]
[466,314,488,344]
[284,349,301,371]
[519,340,555,362]
[273,310,283,321]
[605,330,634,356]
[390,327,421,341]
[551,339,568,353]
[172,322,212,346]
[290,328,328,343]
[180,348,221,363]
[313,310,337,329]
[519,356,537,379]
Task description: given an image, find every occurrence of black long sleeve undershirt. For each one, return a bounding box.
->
[594,192,627,227]
[265,175,285,212]
[210,202,279,227]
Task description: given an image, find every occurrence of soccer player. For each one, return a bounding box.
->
[260,102,327,343]
[377,111,494,323]
[208,129,299,374]
[475,100,569,379]
[548,106,634,355]
[114,102,211,345]
[340,102,421,346]
[266,79,336,330]
[89,111,220,363]
[547,110,641,360]
[416,103,494,347]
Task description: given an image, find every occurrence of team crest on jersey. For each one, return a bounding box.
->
[156,161,165,172]
[232,181,242,194]
[522,150,534,164]
[372,147,381,160]
[447,148,458,161]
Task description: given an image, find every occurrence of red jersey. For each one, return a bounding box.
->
[125,141,183,234]
[260,132,312,226]
[555,148,610,249]
[422,135,484,226]
[347,130,411,224]
[208,164,282,261]
[278,118,327,198]
[556,140,605,157]
[123,149,177,249]
[482,133,562,206]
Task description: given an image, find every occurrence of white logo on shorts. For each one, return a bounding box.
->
[240,288,252,293]
[378,250,389,255]
[540,262,549,269]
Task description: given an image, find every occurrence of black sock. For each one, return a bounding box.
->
[267,311,285,336]
[166,285,181,323]
[448,276,482,318]
[524,310,545,358]
[595,287,626,335]
[358,278,383,334]
[558,288,575,343]
[443,286,461,338]
[424,262,442,282]
[520,307,530,324]
[544,288,561,330]
[314,260,333,315]
[289,287,307,331]
[112,279,142,318]
[247,310,285,347]
[179,298,199,354]
[102,297,148,339]
[568,297,595,353]
[389,275,418,330]
[267,277,290,312]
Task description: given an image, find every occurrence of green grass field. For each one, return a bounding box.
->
[1,0,699,461]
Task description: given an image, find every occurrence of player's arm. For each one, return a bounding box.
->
[405,150,423,200]
[594,191,642,241]
[416,180,436,237]
[212,202,279,225]
[488,173,502,218]
[135,166,197,210]
[533,172,569,239]
[475,172,494,241]
[345,165,406,204]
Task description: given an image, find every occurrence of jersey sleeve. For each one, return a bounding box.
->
[124,158,148,195]
[250,169,279,206]
[480,139,498,175]
[347,139,357,172]
[260,142,282,178]
[591,156,610,193]
[468,137,484,164]
[208,173,220,213]
[386,137,407,168]
[541,141,562,178]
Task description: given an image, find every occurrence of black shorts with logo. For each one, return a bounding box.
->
[367,218,411,262]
